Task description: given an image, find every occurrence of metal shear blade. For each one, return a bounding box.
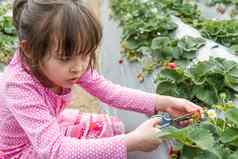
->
[173,113,193,123]
[153,113,193,129]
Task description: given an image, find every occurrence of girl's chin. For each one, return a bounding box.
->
[62,83,74,88]
[57,79,78,89]
[63,81,76,88]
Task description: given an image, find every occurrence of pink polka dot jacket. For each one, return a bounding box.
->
[0,51,157,159]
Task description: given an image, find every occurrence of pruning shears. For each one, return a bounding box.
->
[152,113,193,129]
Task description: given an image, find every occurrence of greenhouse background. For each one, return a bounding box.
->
[1,0,238,158]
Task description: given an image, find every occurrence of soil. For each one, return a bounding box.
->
[69,86,101,113]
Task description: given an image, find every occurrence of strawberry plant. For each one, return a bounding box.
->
[155,57,238,106]
[158,102,238,159]
[111,0,238,64]
[156,0,238,53]
[200,20,238,49]
[0,2,17,65]
[138,0,238,54]
[154,57,238,158]
[111,0,205,75]
[150,36,205,67]
[110,0,178,62]
[155,0,202,24]
[206,0,238,6]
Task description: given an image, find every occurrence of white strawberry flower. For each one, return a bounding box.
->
[151,8,158,13]
[207,109,217,119]
[212,18,217,21]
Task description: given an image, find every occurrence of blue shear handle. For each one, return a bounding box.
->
[152,115,172,128]
[159,116,172,128]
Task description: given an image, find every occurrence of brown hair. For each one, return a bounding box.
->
[13,0,102,71]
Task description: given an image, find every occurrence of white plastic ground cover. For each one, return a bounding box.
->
[100,1,169,158]
[197,0,238,20]
[172,16,238,63]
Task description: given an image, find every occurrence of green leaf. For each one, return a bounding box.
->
[225,67,238,91]
[159,68,186,82]
[199,122,220,138]
[161,125,215,150]
[182,146,219,159]
[221,128,238,143]
[175,82,193,99]
[161,127,194,146]
[188,127,215,150]
[228,151,238,159]
[231,45,238,54]
[177,36,205,53]
[206,74,225,91]
[192,84,218,105]
[188,61,212,84]
[221,58,238,72]
[127,39,140,50]
[166,21,178,31]
[151,37,171,50]
[225,108,238,126]
[156,80,177,96]
[228,138,238,148]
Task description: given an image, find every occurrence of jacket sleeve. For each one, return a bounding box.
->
[78,69,157,116]
[5,82,127,159]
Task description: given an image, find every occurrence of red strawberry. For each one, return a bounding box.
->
[167,62,177,70]
[118,59,124,64]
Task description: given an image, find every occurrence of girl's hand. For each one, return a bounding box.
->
[155,95,204,125]
[125,118,162,152]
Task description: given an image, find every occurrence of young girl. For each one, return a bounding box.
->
[0,0,203,158]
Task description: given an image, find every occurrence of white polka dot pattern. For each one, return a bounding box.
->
[0,51,156,159]
[78,69,157,116]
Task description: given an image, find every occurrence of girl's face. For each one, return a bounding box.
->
[39,52,90,90]
[20,38,92,93]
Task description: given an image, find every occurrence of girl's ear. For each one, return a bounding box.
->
[20,40,32,58]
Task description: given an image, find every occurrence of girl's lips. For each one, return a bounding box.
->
[68,78,79,84]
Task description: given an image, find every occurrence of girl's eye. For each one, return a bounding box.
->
[58,57,71,62]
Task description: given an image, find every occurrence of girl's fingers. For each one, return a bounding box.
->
[186,101,204,119]
[178,119,193,127]
[191,107,204,119]
[153,118,162,127]
[146,118,161,127]
[152,128,162,143]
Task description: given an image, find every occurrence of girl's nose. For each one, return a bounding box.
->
[69,65,85,74]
